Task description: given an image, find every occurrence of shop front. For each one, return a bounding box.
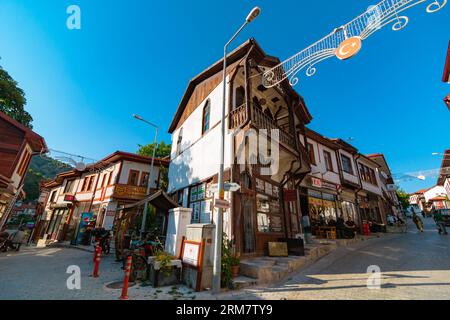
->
[339,188,359,224]
[300,176,341,237]
[233,170,292,257]
[44,203,73,241]
[358,192,383,224]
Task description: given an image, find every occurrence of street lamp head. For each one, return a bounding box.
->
[132,114,142,120]
[246,7,261,23]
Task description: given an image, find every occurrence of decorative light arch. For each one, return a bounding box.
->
[262,0,447,88]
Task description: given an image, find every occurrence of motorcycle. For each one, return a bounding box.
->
[92,228,112,254]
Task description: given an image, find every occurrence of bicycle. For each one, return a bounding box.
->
[123,235,164,282]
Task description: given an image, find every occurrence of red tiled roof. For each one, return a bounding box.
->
[0,111,47,153]
[414,188,429,194]
[443,41,450,83]
[429,196,447,202]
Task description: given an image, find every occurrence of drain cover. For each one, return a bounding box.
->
[105,281,136,289]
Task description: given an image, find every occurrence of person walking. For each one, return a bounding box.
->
[412,213,424,232]
[433,212,448,235]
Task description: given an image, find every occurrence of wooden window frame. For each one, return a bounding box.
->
[202,100,211,135]
[176,128,183,156]
[140,172,150,187]
[128,169,140,186]
[323,150,334,172]
[307,143,316,165]
[63,180,75,194]
[341,154,354,175]
[107,172,112,186]
[87,175,95,191]
[81,177,89,192]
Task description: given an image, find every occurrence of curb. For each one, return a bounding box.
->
[49,243,95,253]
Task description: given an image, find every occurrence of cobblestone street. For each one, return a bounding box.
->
[1,218,449,300]
[224,218,450,300]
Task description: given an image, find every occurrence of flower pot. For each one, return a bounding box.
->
[231,265,240,278]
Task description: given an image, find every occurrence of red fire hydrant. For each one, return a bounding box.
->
[92,244,102,278]
[120,255,132,300]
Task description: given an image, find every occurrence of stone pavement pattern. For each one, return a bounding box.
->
[219,218,450,300]
[0,218,448,300]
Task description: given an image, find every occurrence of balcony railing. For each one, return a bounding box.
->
[229,103,296,150]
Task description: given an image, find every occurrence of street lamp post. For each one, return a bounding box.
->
[133,114,159,238]
[212,6,261,294]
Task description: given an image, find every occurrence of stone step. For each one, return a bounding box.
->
[232,276,258,290]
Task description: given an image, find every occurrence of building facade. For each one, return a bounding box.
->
[167,39,312,256]
[0,111,47,229]
[36,151,168,243]
[298,129,343,235]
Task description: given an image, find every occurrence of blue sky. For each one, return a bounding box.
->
[0,0,448,193]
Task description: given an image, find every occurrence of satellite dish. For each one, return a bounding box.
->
[75,162,87,171]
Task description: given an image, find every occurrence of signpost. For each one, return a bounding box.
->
[209,182,241,193]
[214,199,230,210]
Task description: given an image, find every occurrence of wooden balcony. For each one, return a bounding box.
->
[229,103,296,150]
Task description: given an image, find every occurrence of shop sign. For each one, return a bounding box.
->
[311,177,322,188]
[113,184,147,199]
[64,194,76,202]
[308,197,323,206]
[105,210,115,217]
[322,181,337,191]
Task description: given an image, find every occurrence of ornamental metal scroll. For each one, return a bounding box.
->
[262,0,447,88]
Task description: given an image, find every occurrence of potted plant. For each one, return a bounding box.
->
[230,254,240,278]
[221,233,240,288]
[148,251,182,287]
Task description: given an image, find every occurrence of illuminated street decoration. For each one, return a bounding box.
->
[262,0,447,88]
[392,166,450,182]
[40,148,114,173]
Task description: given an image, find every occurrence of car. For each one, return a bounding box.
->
[434,209,450,226]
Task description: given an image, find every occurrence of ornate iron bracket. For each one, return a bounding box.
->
[262,0,447,88]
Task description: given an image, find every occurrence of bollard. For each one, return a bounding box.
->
[93,241,100,262]
[92,244,102,278]
[120,255,132,300]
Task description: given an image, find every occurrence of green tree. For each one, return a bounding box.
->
[396,188,410,210]
[0,64,33,128]
[136,141,171,158]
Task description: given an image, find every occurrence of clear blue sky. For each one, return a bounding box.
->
[0,0,448,193]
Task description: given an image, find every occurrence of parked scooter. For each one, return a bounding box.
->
[92,227,112,254]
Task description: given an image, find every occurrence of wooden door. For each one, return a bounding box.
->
[241,196,256,254]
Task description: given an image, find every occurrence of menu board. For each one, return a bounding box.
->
[197,183,206,200]
[270,199,280,213]
[190,186,198,202]
[265,182,272,196]
[270,215,283,232]
[256,178,265,193]
[200,200,211,223]
[256,195,270,213]
[272,185,279,197]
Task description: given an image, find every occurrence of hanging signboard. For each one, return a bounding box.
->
[284,189,297,202]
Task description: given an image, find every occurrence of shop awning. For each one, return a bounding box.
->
[118,190,179,212]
